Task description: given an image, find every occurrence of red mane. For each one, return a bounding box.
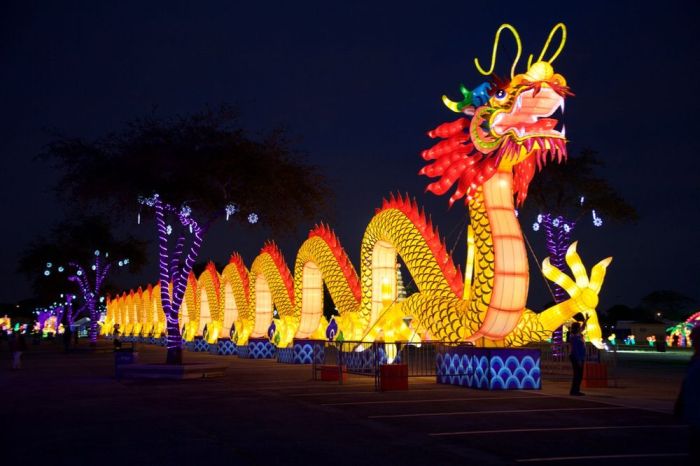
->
[421,118,502,205]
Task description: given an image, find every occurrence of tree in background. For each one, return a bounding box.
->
[42,104,331,364]
[524,149,638,352]
[639,290,698,322]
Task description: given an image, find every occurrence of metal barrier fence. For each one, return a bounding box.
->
[532,342,618,385]
[311,340,446,390]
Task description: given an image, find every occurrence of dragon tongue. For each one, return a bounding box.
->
[533,118,558,131]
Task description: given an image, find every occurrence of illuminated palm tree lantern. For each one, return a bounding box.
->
[43,252,128,345]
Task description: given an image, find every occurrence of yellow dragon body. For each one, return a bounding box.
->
[107,23,611,350]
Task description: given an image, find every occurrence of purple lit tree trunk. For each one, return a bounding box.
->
[541,214,574,357]
[150,195,205,365]
[68,254,112,346]
[55,295,84,332]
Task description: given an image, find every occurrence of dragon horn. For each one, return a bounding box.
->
[442,84,474,113]
[528,22,567,68]
[474,23,522,78]
[442,95,461,113]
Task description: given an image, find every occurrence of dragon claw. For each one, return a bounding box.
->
[542,244,612,348]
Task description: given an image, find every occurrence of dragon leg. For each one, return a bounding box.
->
[506,242,611,348]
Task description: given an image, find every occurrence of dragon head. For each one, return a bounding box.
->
[422,23,573,206]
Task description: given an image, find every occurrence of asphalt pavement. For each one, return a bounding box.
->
[2,340,692,465]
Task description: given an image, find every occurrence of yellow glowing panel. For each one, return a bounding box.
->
[297,261,323,338]
[179,301,189,326]
[252,274,273,338]
[222,282,238,335]
[199,290,211,336]
[371,240,397,324]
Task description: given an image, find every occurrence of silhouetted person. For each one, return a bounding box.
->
[568,322,586,396]
[113,324,122,350]
[63,327,72,353]
[675,325,700,462]
[9,332,27,369]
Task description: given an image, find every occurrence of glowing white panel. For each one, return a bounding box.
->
[252,274,273,338]
[297,262,323,338]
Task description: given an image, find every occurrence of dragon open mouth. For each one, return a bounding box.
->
[491,86,565,140]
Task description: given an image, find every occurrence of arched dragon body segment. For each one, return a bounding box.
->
[118,292,128,335]
[197,262,222,342]
[220,253,251,342]
[179,272,198,341]
[293,225,360,339]
[151,283,166,336]
[249,242,295,339]
[140,285,154,336]
[126,290,137,336]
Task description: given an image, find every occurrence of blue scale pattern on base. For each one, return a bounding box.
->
[275,340,326,364]
[436,347,541,390]
[217,339,238,356]
[293,342,314,364]
[192,337,210,352]
[248,339,276,359]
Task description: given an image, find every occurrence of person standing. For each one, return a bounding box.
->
[9,331,27,370]
[568,322,586,396]
[113,323,122,350]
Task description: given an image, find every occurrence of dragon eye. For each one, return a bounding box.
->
[495,89,507,99]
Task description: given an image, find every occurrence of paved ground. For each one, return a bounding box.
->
[2,340,693,465]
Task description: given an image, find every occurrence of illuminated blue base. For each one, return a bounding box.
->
[436,346,541,390]
[216,338,238,356]
[247,338,276,359]
[192,337,210,352]
[275,339,325,364]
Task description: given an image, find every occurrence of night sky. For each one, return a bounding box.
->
[2,1,698,312]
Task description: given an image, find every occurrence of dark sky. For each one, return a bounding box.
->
[1,0,699,312]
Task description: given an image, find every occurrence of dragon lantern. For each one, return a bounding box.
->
[110,23,611,350]
[404,22,611,347]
